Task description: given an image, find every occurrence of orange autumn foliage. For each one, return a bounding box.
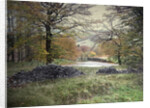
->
[52,37,79,60]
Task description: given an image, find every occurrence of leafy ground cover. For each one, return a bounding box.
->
[7,62,143,107]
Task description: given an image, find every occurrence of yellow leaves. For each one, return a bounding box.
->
[42,50,49,55]
[98,41,117,56]
[13,37,27,49]
[88,51,96,57]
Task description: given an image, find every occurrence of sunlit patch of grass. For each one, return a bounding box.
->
[7,62,143,107]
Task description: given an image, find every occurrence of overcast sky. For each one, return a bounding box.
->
[89,5,107,20]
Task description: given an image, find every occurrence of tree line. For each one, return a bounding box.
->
[96,6,143,68]
[7,1,143,68]
[7,1,92,64]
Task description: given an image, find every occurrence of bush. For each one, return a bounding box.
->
[107,56,118,63]
[88,51,96,57]
[120,55,143,69]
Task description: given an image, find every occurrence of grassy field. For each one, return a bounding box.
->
[7,62,143,107]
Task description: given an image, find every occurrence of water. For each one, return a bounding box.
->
[64,61,118,67]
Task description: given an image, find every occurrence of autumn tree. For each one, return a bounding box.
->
[97,6,143,67]
[7,1,17,62]
[22,2,92,63]
[85,6,143,67]
[97,38,124,64]
[52,37,79,60]
[101,11,123,65]
[7,1,93,63]
[7,1,23,62]
[7,1,41,62]
[82,6,124,65]
[118,7,143,67]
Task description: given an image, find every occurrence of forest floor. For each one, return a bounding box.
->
[7,62,143,107]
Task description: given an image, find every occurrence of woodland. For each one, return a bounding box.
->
[7,1,143,107]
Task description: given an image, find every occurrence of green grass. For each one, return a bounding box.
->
[52,59,75,65]
[7,62,143,107]
[7,61,45,76]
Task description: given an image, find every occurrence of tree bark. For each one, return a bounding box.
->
[117,51,122,65]
[45,24,53,64]
[11,37,15,62]
[25,44,32,61]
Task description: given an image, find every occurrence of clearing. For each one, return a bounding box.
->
[7,62,143,107]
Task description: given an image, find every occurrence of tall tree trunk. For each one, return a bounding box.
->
[45,25,53,64]
[25,44,32,61]
[117,50,122,65]
[11,37,14,62]
[17,48,21,62]
[20,47,24,61]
